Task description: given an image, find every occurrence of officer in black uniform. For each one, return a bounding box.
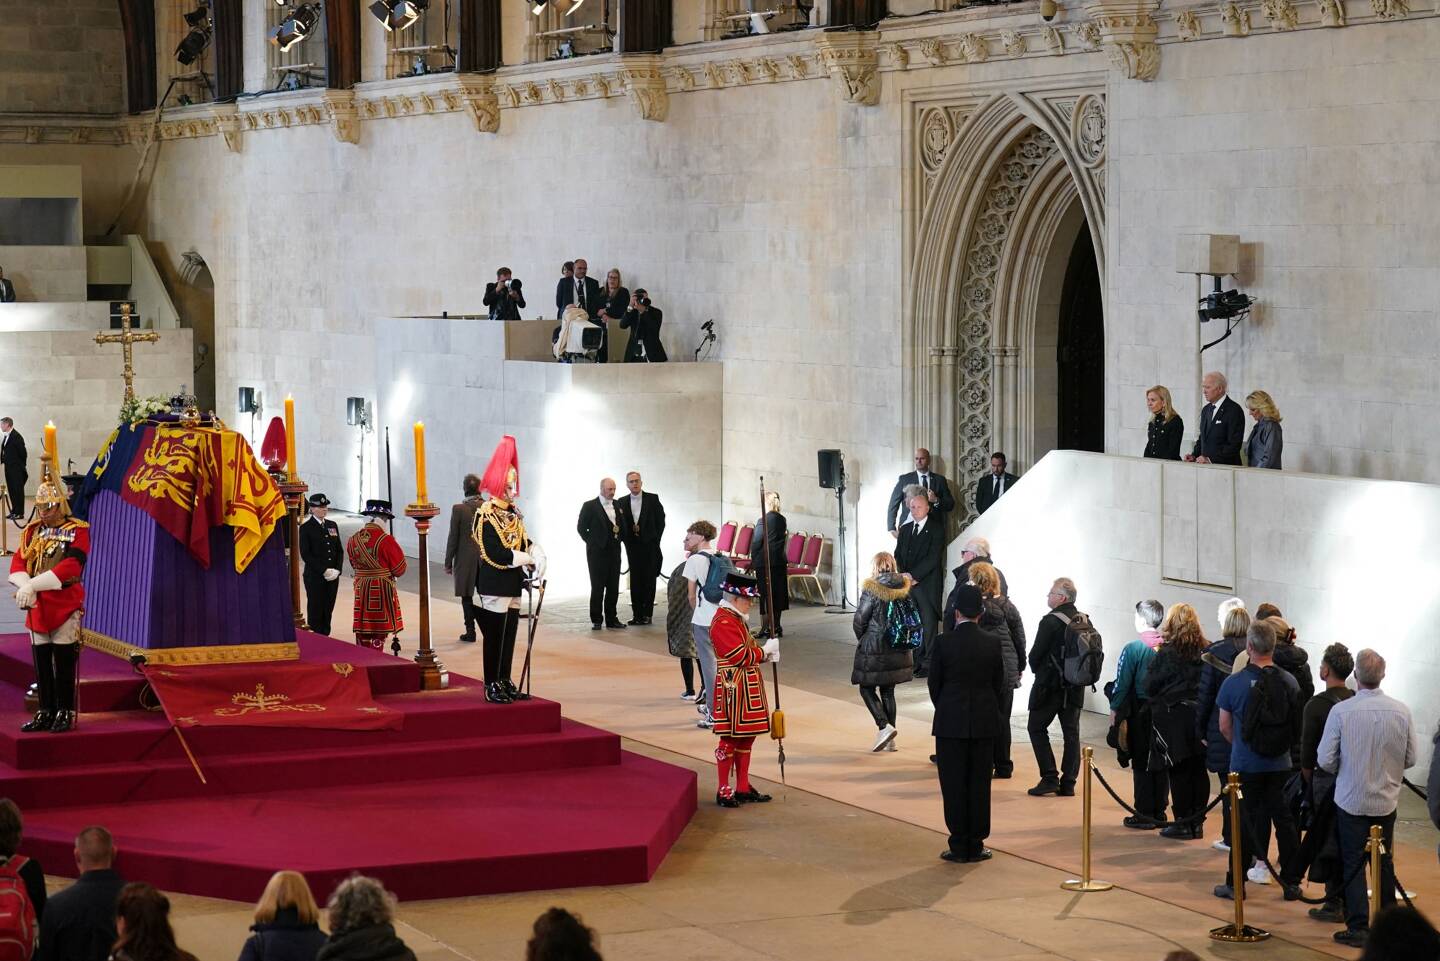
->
[299,492,344,635]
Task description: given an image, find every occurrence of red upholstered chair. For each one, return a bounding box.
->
[788,534,825,603]
[785,532,805,566]
[732,524,754,570]
[716,521,737,556]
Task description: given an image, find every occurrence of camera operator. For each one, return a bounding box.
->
[484,267,525,321]
[620,288,667,363]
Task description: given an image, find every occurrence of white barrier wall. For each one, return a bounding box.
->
[957,450,1438,779]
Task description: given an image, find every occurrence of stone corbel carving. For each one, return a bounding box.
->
[959,34,990,63]
[1042,26,1065,53]
[1001,31,1027,57]
[919,38,949,65]
[1370,0,1408,18]
[815,31,880,107]
[321,91,360,145]
[619,55,669,122]
[1221,2,1251,35]
[1261,0,1298,29]
[209,104,242,153]
[455,76,500,134]
[1318,0,1346,25]
[1175,9,1202,39]
[1082,0,1160,81]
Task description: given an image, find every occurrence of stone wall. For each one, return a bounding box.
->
[0,0,125,115]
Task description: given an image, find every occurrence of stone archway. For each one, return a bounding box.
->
[905,85,1107,524]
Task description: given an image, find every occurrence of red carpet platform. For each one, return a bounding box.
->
[0,633,696,902]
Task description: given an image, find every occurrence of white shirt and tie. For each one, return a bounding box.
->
[989,473,1005,498]
[629,491,643,526]
[599,496,616,527]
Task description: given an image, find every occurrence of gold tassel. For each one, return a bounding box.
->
[770,708,786,740]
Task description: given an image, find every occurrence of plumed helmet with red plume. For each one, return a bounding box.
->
[480,434,520,502]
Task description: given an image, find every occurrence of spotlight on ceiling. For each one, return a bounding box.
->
[368,0,426,32]
[182,3,210,27]
[175,4,213,65]
[269,3,320,51]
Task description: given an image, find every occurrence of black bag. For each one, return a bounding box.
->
[1052,610,1105,690]
[1241,665,1294,758]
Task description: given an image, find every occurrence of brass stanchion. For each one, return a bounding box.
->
[1061,746,1114,892]
[0,485,11,557]
[1367,824,1384,926]
[403,501,444,691]
[1210,772,1270,942]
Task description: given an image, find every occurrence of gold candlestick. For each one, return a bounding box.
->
[280,477,310,631]
[405,500,443,691]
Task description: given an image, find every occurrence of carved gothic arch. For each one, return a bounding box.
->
[904,81,1107,523]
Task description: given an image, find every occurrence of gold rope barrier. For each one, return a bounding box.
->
[1210,772,1270,942]
[1061,746,1114,892]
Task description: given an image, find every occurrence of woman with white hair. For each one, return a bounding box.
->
[748,490,789,639]
[318,876,415,961]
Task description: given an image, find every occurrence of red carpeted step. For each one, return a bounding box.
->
[0,683,564,769]
[0,633,423,713]
[21,752,698,902]
[0,719,621,808]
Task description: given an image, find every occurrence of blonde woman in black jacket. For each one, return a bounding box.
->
[852,552,915,753]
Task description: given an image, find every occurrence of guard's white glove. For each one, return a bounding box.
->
[30,570,62,593]
[761,638,780,662]
[14,584,36,609]
[510,550,534,569]
[8,572,31,591]
[323,568,340,582]
[528,541,548,582]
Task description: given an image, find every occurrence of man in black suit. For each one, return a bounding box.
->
[619,289,668,362]
[0,267,14,303]
[931,584,1007,863]
[298,493,344,635]
[555,258,607,362]
[483,267,525,320]
[975,452,1018,515]
[1027,577,1084,797]
[39,825,125,961]
[444,473,484,642]
[616,471,665,625]
[577,477,625,630]
[1185,370,1245,465]
[895,488,944,677]
[887,447,955,536]
[0,418,27,520]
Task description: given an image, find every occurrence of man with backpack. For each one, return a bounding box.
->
[1213,620,1302,901]
[1026,577,1096,797]
[683,521,733,730]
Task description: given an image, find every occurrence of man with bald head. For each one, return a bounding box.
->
[887,447,955,536]
[39,825,124,961]
[1186,371,1244,465]
[577,478,625,630]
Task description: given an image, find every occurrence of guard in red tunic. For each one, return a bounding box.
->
[347,499,407,650]
[710,570,779,807]
[8,473,89,733]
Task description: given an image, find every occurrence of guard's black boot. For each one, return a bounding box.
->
[485,681,512,704]
[20,645,56,733]
[49,643,79,733]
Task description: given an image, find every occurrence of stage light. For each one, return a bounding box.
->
[565,0,585,12]
[531,0,548,15]
[183,3,210,27]
[270,3,320,51]
[369,0,425,32]
[175,23,212,65]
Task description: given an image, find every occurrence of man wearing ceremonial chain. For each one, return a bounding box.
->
[710,570,779,807]
[8,471,88,733]
[472,436,547,705]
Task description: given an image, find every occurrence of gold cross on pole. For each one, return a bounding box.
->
[94,303,161,404]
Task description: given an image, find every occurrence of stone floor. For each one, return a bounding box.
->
[17,533,1437,960]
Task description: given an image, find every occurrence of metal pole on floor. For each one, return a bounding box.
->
[1061,746,1113,893]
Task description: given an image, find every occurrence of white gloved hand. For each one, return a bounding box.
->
[29,570,62,593]
[510,550,534,568]
[323,568,340,582]
[14,584,36,609]
[761,638,780,662]
[7,572,31,591]
[528,542,547,582]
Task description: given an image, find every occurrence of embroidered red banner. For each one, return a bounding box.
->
[142,662,403,731]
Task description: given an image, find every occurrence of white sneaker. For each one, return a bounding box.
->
[871,724,897,752]
[680,691,696,700]
[696,710,714,730]
[883,739,897,752]
[1248,863,1272,884]
[1212,839,1230,852]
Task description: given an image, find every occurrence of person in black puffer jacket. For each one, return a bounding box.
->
[238,871,328,961]
[967,561,1025,778]
[317,876,416,961]
[1145,604,1209,840]
[852,552,916,753]
[1196,606,1251,851]
[1264,616,1313,769]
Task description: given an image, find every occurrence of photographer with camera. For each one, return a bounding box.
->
[620,288,667,363]
[484,267,526,321]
